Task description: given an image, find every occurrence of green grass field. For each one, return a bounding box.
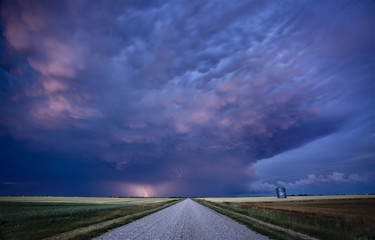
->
[0,196,172,204]
[196,195,375,240]
[0,197,180,240]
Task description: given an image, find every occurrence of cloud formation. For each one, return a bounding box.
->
[250,172,374,195]
[0,0,374,196]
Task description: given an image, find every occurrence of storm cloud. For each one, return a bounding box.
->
[1,0,374,197]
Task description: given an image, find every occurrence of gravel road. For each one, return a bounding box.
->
[94,198,270,240]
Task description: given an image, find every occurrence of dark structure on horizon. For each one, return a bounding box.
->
[276,187,287,198]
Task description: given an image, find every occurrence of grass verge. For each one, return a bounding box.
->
[0,198,182,240]
[194,199,310,240]
[194,198,375,240]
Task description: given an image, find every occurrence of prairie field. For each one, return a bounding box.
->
[200,194,375,203]
[198,195,375,240]
[0,197,180,240]
[0,196,172,204]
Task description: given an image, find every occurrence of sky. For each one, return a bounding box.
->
[0,0,374,197]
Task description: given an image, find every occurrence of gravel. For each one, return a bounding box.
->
[93,198,270,240]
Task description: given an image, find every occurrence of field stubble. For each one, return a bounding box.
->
[198,196,375,240]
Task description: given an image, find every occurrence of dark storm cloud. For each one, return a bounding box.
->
[0,0,374,196]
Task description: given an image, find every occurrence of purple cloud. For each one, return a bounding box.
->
[0,0,374,196]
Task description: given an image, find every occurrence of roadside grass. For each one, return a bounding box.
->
[0,198,181,240]
[195,198,375,240]
[195,199,299,240]
[0,197,171,205]
[66,201,178,240]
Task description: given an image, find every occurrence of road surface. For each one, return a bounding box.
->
[94,198,270,240]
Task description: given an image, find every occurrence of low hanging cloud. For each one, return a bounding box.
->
[250,172,372,193]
